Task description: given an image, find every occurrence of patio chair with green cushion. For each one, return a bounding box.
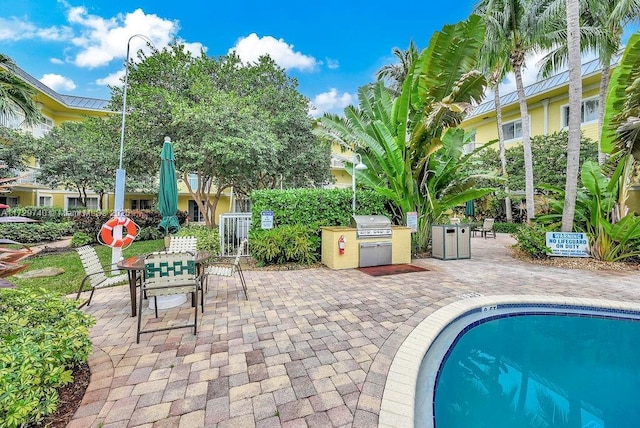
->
[75,245,129,308]
[473,218,496,239]
[137,251,203,343]
[167,236,198,252]
[205,238,248,299]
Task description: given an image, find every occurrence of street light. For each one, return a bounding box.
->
[351,153,367,212]
[111,34,153,269]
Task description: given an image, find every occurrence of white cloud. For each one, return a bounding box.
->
[230,33,316,71]
[325,58,339,70]
[309,88,353,117]
[96,69,125,87]
[0,17,72,41]
[68,7,178,68]
[40,73,76,92]
[50,58,64,65]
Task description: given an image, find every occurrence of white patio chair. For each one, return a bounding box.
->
[75,245,129,308]
[205,238,248,299]
[167,236,198,252]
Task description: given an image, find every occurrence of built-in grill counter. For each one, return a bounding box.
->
[321,215,411,270]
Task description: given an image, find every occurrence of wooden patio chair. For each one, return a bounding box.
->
[205,238,248,299]
[473,218,496,239]
[137,251,203,343]
[75,245,129,308]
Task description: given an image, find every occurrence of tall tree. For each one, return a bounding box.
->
[539,0,640,165]
[375,40,420,96]
[478,30,513,222]
[475,0,549,222]
[0,54,41,127]
[562,0,583,232]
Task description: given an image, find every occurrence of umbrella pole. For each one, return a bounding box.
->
[164,233,171,250]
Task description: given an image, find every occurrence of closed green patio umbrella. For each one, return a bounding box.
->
[465,200,475,217]
[157,136,180,236]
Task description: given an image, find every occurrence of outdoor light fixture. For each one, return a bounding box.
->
[111,33,153,268]
[352,153,367,212]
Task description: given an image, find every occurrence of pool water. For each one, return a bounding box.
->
[433,314,640,428]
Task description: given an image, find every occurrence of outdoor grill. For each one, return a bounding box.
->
[351,215,393,239]
[351,215,393,267]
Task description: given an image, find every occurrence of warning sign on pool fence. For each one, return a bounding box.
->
[545,232,589,257]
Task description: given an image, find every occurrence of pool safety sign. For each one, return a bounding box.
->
[406,212,418,233]
[545,232,589,257]
[261,211,274,229]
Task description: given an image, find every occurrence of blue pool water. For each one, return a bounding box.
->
[430,312,640,428]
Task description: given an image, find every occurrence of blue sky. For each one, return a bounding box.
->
[0,0,477,116]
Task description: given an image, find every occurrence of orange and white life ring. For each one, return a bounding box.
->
[100,217,138,248]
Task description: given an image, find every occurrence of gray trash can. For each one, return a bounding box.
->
[431,224,471,260]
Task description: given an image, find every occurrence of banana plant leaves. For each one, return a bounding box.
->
[157,139,180,235]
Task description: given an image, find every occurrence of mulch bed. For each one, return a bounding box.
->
[357,264,429,277]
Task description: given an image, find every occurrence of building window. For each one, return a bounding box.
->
[67,197,98,211]
[38,196,52,207]
[32,116,54,138]
[131,199,153,210]
[188,200,205,223]
[562,98,599,127]
[188,174,198,190]
[502,119,523,141]
[234,196,252,213]
[0,196,19,207]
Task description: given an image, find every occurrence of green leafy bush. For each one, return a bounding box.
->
[136,226,164,242]
[0,288,95,427]
[0,222,75,244]
[512,223,551,259]
[250,188,391,229]
[70,232,93,248]
[176,225,221,257]
[494,222,522,234]
[250,224,320,266]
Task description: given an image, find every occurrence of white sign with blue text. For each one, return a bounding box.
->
[545,232,589,257]
[261,211,274,230]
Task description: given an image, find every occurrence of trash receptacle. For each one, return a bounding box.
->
[431,224,471,260]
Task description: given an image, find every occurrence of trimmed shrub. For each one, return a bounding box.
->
[0,288,95,427]
[494,222,522,234]
[0,222,75,244]
[512,223,552,259]
[250,224,320,266]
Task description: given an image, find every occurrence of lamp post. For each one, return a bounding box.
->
[111,34,153,269]
[351,153,367,212]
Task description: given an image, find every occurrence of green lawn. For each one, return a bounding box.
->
[9,240,165,296]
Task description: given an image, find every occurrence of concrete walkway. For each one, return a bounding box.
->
[68,234,640,427]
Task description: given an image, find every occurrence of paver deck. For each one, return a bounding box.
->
[69,234,640,427]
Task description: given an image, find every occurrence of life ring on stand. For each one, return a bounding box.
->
[99,217,138,248]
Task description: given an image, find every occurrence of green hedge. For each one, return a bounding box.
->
[176,225,221,257]
[0,288,95,427]
[0,222,75,244]
[248,188,392,266]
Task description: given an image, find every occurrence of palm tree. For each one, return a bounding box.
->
[318,16,496,251]
[561,0,583,232]
[475,0,550,222]
[479,31,513,222]
[0,54,41,126]
[539,0,640,165]
[375,40,419,97]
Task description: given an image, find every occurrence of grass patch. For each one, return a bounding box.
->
[9,240,165,296]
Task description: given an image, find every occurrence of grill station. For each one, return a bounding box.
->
[351,215,393,239]
[320,215,411,270]
[351,215,393,267]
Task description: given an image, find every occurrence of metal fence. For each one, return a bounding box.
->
[218,212,252,257]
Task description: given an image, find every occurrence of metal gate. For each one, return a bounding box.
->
[219,212,251,257]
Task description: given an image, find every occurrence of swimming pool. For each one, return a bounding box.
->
[378,296,640,428]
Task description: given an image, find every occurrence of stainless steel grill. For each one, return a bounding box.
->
[351,215,392,239]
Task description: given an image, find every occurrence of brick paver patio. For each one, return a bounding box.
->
[68,234,640,427]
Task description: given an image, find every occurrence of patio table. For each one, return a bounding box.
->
[117,251,210,317]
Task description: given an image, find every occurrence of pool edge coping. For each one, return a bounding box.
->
[377,294,640,428]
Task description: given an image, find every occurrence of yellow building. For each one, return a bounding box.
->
[461,56,608,148]
[0,63,240,222]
